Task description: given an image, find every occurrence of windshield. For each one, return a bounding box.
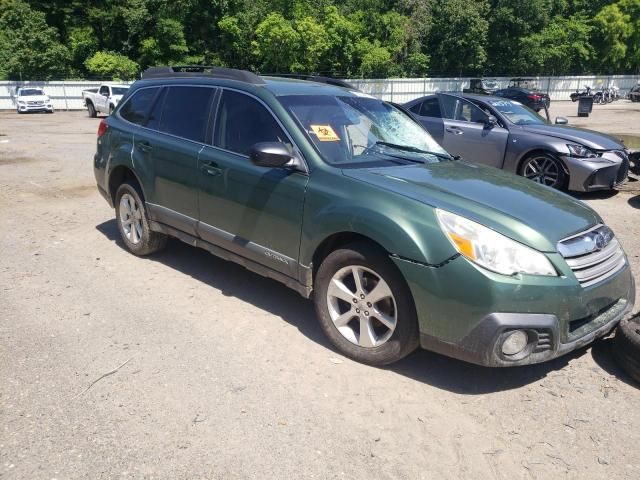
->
[19,89,44,96]
[112,87,129,96]
[487,99,547,126]
[482,81,498,89]
[279,94,448,167]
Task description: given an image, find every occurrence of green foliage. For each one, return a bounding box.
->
[85,51,139,80]
[0,0,70,79]
[1,0,638,79]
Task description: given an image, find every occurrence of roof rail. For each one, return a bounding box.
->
[142,66,265,85]
[264,74,358,91]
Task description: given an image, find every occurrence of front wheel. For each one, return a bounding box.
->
[115,182,167,256]
[519,153,567,190]
[314,243,419,365]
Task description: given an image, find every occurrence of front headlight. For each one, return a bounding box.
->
[567,144,599,158]
[17,100,25,105]
[436,209,557,276]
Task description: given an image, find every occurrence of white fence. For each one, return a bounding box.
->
[350,75,640,103]
[1,75,639,110]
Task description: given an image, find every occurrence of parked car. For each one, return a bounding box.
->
[508,77,540,90]
[94,66,634,367]
[14,87,54,114]
[82,84,129,117]
[494,87,550,111]
[628,84,640,102]
[404,93,629,191]
[463,78,499,95]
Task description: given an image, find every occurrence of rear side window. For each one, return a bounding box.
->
[158,86,216,143]
[119,88,159,125]
[214,90,288,155]
[419,98,442,117]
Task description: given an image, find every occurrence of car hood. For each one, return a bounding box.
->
[521,124,624,150]
[343,161,600,252]
[19,95,49,102]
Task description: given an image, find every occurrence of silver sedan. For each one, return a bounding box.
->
[404,93,629,191]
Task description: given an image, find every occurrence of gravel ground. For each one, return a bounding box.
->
[1,102,639,480]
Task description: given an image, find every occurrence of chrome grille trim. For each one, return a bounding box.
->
[558,225,627,288]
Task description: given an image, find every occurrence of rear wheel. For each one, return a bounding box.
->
[519,153,567,190]
[115,182,167,256]
[314,243,419,365]
[87,102,97,118]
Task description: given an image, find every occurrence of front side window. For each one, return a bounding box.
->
[214,90,288,155]
[439,95,486,122]
[111,87,129,96]
[158,86,216,143]
[487,99,546,126]
[280,94,447,167]
[99,86,109,95]
[119,87,159,125]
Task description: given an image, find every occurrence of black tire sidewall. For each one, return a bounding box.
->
[613,316,640,384]
[114,182,155,256]
[87,103,96,117]
[314,243,419,365]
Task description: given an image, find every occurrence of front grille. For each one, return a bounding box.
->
[27,101,44,106]
[558,225,626,287]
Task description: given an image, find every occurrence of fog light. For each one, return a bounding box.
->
[501,330,528,356]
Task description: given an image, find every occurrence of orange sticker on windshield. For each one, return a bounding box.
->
[310,125,340,142]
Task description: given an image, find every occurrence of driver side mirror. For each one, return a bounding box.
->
[555,117,568,125]
[249,142,295,168]
[484,115,498,128]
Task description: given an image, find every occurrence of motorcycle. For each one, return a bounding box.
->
[570,86,591,102]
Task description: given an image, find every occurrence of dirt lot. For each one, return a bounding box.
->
[1,101,640,480]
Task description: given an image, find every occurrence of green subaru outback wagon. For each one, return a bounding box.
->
[94,66,634,367]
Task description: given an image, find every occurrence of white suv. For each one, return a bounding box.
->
[15,88,54,114]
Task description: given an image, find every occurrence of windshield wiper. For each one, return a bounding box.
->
[373,141,454,161]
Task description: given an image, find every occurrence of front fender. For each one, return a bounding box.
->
[299,168,456,267]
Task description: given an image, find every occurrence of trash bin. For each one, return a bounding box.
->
[577,96,593,117]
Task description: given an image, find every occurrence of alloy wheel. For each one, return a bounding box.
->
[326,265,397,348]
[119,193,143,244]
[522,156,562,188]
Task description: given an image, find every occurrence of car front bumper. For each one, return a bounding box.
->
[393,252,635,367]
[562,151,629,191]
[17,103,54,112]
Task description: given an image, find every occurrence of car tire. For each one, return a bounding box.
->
[87,102,97,118]
[115,181,167,256]
[519,153,567,190]
[613,314,640,385]
[314,242,419,365]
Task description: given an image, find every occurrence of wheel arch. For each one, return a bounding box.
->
[108,165,146,205]
[516,148,569,176]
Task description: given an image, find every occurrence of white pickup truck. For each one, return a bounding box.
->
[82,84,129,117]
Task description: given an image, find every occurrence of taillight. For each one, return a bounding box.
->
[528,94,541,101]
[97,119,108,138]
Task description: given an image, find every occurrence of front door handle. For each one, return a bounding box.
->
[202,164,222,176]
[445,127,464,135]
[138,141,152,152]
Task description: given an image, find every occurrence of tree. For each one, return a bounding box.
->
[428,0,489,75]
[517,16,594,74]
[252,13,300,72]
[85,51,139,79]
[139,17,189,67]
[0,0,70,79]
